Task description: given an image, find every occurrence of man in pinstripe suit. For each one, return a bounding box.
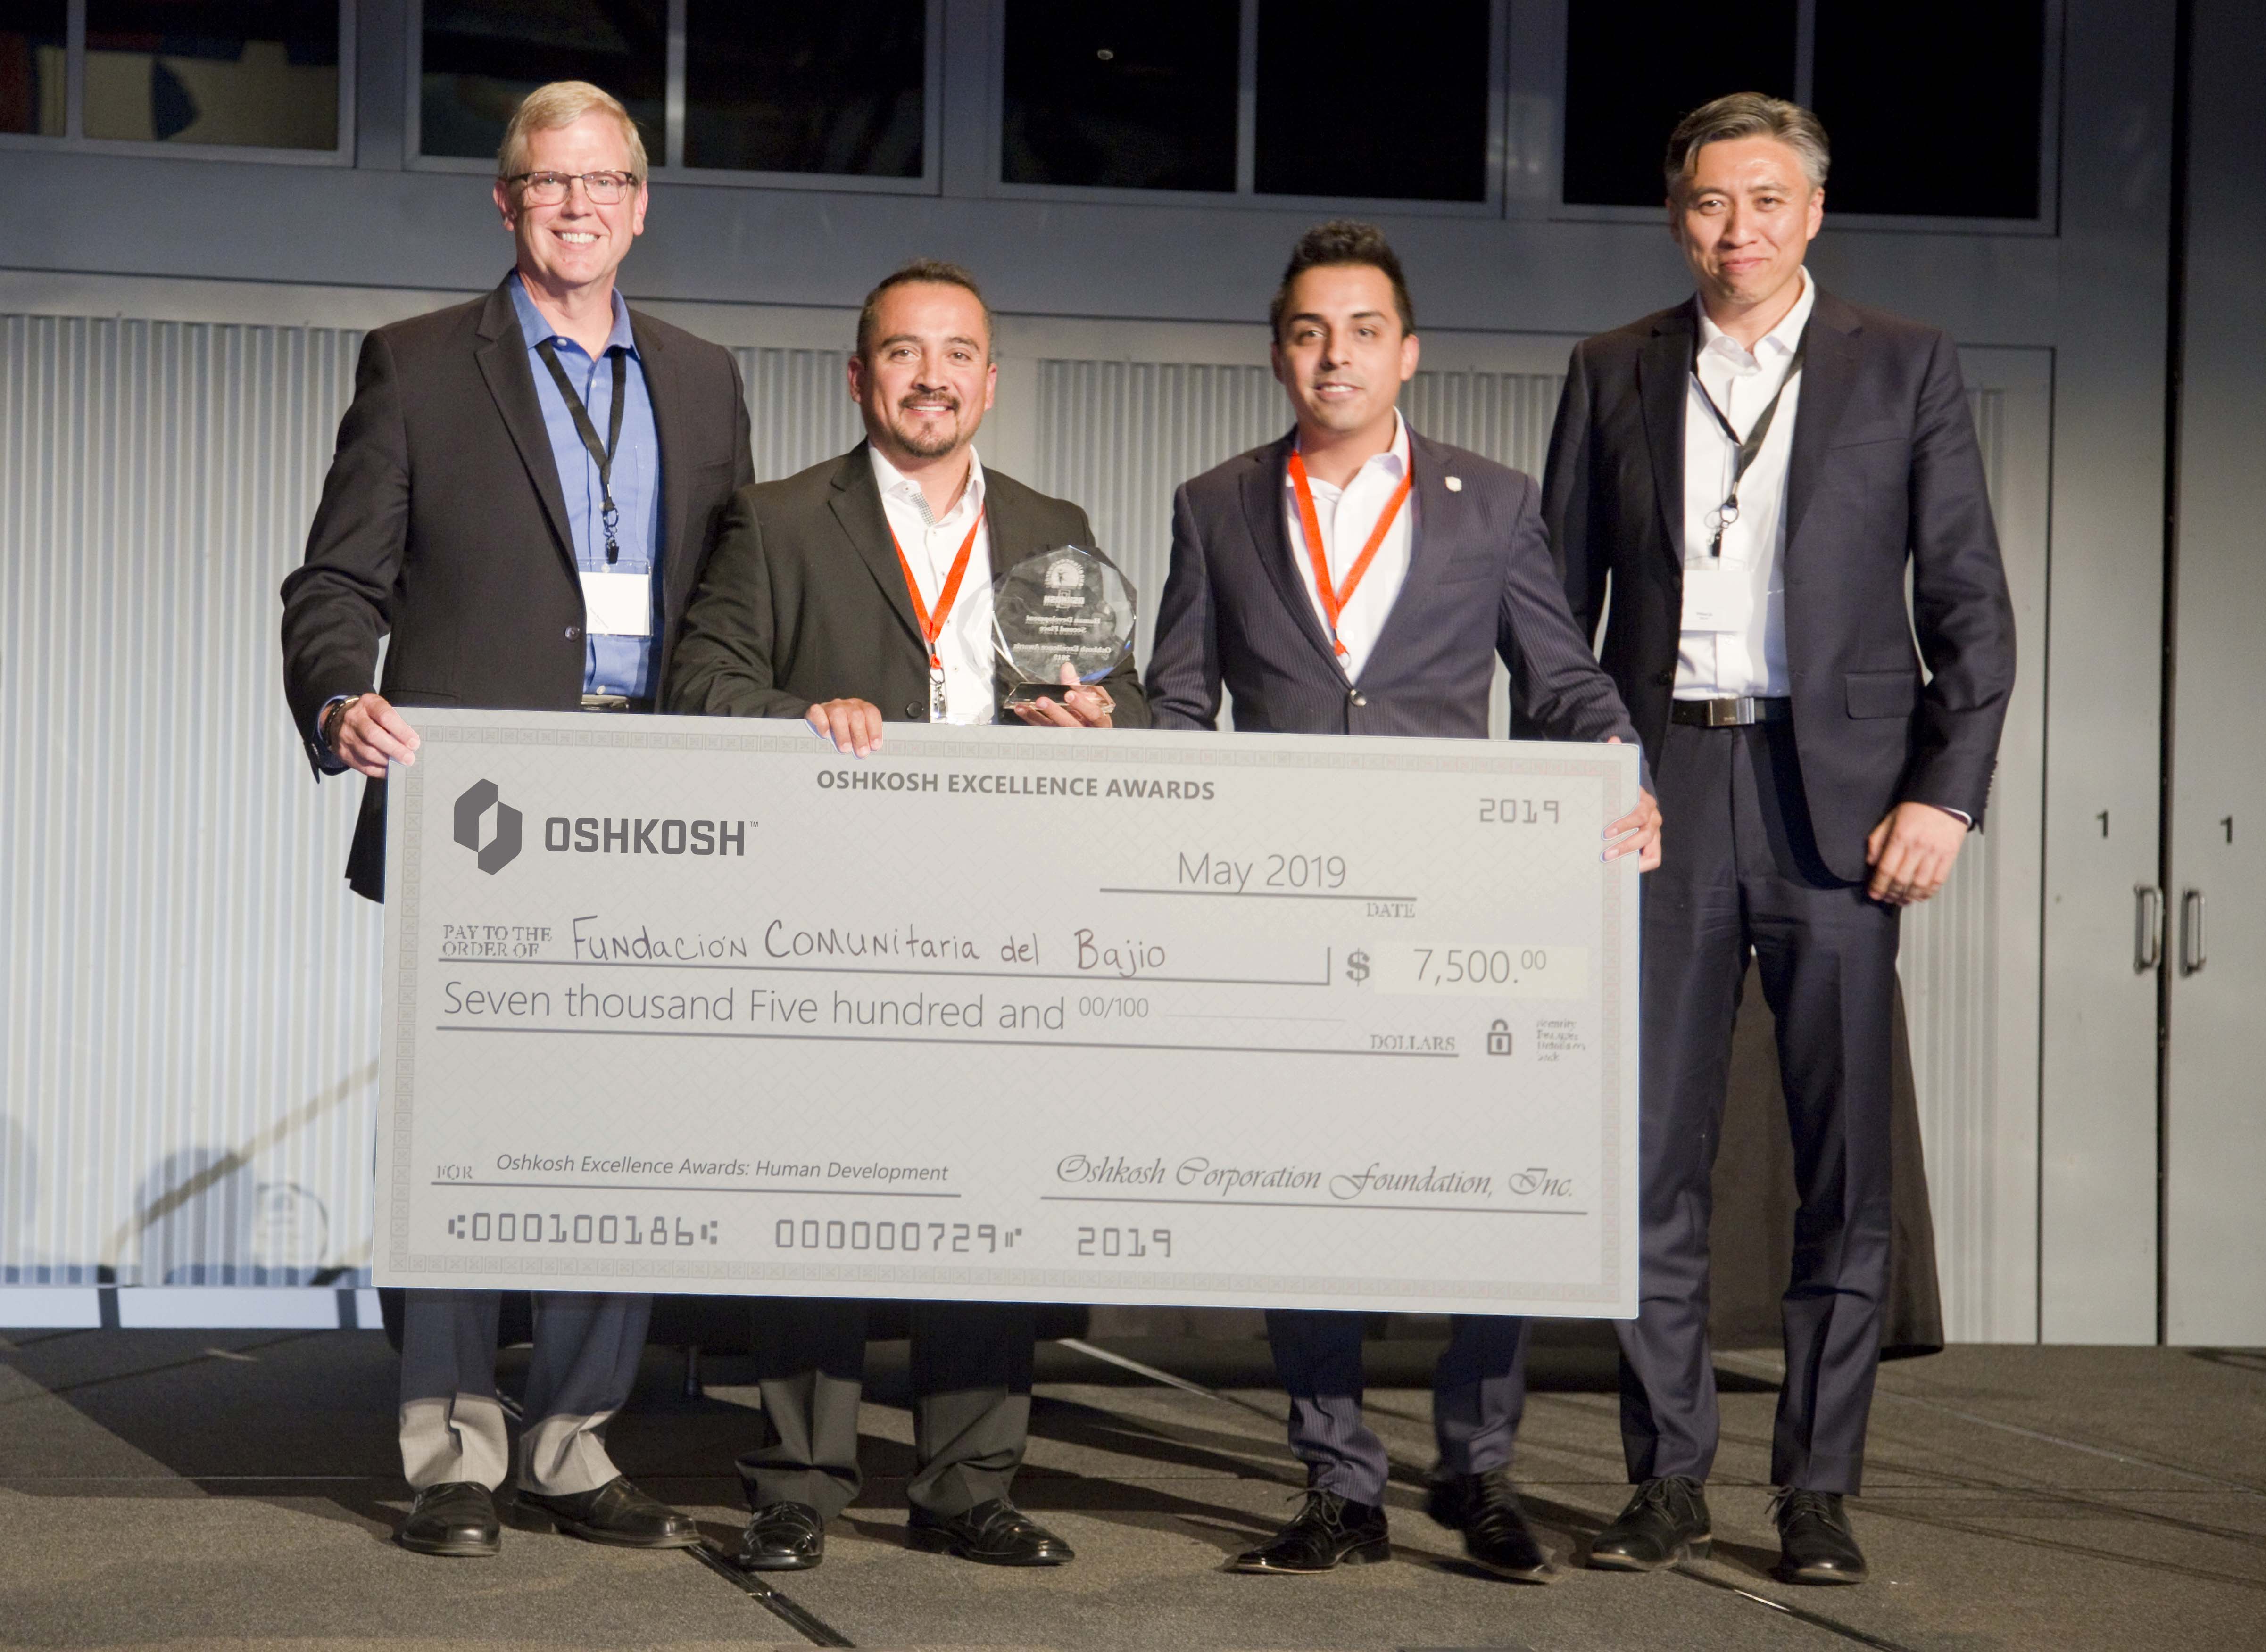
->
[1145,221,1660,1579]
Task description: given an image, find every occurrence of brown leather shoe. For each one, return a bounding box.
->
[517,1476,702,1548]
[398,1481,500,1557]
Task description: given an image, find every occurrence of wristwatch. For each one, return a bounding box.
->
[322,694,364,754]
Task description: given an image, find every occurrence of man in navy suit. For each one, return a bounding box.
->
[1544,95,2015,1586]
[1145,221,1659,1580]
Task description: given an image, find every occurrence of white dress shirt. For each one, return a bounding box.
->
[871,445,996,724]
[1284,411,1417,683]
[1677,269,1815,699]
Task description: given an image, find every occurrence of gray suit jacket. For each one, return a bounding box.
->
[1144,428,1640,750]
[1543,290,2016,881]
[664,443,1149,726]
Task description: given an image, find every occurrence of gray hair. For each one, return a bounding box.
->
[498,81,647,183]
[1663,92,1830,198]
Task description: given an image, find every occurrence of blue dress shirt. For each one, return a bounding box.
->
[508,274,665,700]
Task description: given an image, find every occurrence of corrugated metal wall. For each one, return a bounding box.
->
[0,312,2025,1336]
[0,320,868,1286]
[0,312,378,1285]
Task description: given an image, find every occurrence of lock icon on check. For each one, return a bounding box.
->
[1487,1020,1513,1057]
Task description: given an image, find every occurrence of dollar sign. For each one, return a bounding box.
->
[1346,948,1370,983]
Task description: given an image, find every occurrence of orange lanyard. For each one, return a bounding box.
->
[1287,450,1412,657]
[888,507,986,674]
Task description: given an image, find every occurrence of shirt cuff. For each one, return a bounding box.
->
[1923,802,1974,829]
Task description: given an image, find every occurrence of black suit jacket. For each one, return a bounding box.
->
[1542,290,2016,881]
[663,444,1150,727]
[279,275,754,900]
[1144,428,1639,749]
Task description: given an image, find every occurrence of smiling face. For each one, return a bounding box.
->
[1270,264,1420,447]
[847,281,997,464]
[493,111,648,303]
[1670,134,1823,322]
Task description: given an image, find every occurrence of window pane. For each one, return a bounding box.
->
[1256,0,1489,202]
[685,0,922,176]
[1562,0,1796,206]
[1814,0,2043,217]
[422,0,664,164]
[1002,0,1237,192]
[0,1,66,135]
[84,0,339,149]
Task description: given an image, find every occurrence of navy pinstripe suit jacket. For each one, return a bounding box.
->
[1144,428,1642,754]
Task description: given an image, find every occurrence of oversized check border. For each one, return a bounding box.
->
[381,713,1636,1314]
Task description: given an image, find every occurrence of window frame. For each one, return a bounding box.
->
[0,0,357,165]
[404,0,946,196]
[1529,0,2065,237]
[979,0,1513,219]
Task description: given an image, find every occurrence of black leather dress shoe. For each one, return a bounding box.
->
[1772,1488,1867,1585]
[1585,1476,1711,1570]
[517,1476,703,1548]
[1231,1490,1391,1574]
[398,1481,501,1557]
[1427,1469,1551,1581]
[738,1501,825,1571]
[906,1499,1075,1566]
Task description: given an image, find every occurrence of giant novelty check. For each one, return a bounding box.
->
[376,711,1639,1316]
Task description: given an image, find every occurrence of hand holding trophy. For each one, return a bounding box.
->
[995,545,1136,729]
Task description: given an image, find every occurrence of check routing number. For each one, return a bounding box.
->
[376,712,1640,1316]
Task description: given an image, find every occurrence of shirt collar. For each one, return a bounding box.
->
[1697,267,1814,363]
[1288,410,1411,494]
[510,272,637,358]
[869,443,986,528]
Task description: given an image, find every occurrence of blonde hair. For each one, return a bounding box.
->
[498,81,647,183]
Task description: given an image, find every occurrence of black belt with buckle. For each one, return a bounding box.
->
[1671,695,1792,727]
[580,693,651,713]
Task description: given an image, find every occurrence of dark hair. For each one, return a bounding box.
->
[1268,221,1415,342]
[855,259,994,361]
[1663,92,1830,197]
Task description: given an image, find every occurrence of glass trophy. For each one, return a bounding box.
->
[990,545,1137,704]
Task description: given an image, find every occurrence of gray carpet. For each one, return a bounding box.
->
[0,1329,2259,1650]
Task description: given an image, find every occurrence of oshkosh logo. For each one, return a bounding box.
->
[453,780,523,874]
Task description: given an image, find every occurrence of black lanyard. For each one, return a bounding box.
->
[535,339,628,564]
[1690,331,1806,558]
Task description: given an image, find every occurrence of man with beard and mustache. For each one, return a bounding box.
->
[667,260,1146,1573]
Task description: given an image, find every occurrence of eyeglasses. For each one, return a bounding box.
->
[508,170,639,206]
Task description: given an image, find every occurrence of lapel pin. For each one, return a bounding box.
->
[1444,475,1463,492]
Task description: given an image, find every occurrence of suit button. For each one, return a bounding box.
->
[1653,669,1673,686]
[1349,691,1367,708]
[565,626,581,640]
[904,702,921,718]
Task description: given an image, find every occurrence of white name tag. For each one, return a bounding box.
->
[579,571,652,637]
[1679,565,1750,634]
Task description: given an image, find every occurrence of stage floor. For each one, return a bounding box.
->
[0,1328,2258,1651]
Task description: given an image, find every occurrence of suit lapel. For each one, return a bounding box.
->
[1240,432,1347,678]
[827,442,924,648]
[1637,301,1695,575]
[1361,429,1451,669]
[474,278,578,583]
[630,310,690,595]
[1783,290,1862,554]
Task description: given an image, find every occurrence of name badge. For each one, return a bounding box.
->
[579,571,652,637]
[1679,565,1750,634]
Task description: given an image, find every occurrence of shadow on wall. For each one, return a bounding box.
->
[132,1148,341,1286]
